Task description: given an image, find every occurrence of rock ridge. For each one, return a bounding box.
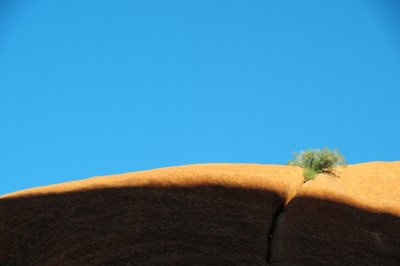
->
[1,162,399,265]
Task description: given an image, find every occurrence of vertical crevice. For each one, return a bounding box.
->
[266,181,305,264]
[266,201,285,264]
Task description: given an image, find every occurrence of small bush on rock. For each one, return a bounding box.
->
[288,148,346,181]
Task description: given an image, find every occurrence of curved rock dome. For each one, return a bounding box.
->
[1,162,399,265]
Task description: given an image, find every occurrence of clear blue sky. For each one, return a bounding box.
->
[1,0,399,195]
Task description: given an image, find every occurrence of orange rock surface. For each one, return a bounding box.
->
[269,162,400,265]
[0,164,303,265]
[0,162,399,265]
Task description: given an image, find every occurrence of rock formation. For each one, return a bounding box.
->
[269,162,400,265]
[0,162,399,265]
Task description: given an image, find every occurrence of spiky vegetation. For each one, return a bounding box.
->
[288,148,346,181]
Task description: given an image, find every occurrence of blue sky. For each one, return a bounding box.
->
[1,0,399,195]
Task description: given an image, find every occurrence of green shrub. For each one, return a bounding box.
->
[303,167,318,182]
[288,148,346,181]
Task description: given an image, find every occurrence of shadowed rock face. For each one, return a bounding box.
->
[0,186,281,265]
[269,162,400,266]
[0,164,303,266]
[269,196,400,266]
[0,162,399,265]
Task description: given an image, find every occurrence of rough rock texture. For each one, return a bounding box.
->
[269,162,400,266]
[0,164,303,266]
[1,162,399,265]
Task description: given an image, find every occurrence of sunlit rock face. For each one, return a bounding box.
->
[0,164,303,266]
[269,162,400,266]
[0,162,399,265]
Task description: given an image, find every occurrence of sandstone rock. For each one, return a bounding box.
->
[0,164,303,265]
[1,162,399,265]
[269,162,400,265]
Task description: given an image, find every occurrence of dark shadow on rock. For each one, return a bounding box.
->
[0,185,283,266]
[1,186,399,265]
[269,195,400,266]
